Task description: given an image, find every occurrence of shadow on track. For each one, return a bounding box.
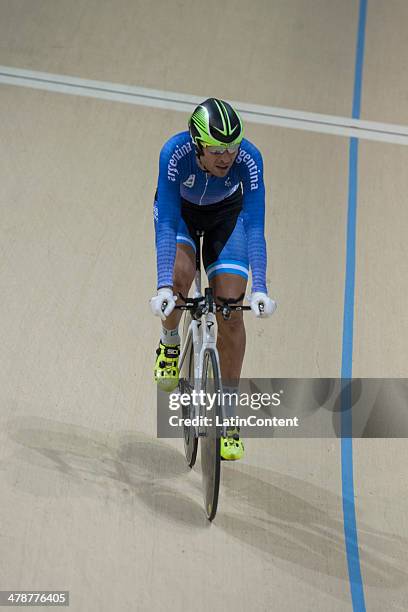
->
[217,461,408,593]
[6,416,208,528]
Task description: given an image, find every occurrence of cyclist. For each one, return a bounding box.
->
[150,98,276,460]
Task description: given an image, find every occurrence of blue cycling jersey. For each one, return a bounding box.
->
[155,131,267,293]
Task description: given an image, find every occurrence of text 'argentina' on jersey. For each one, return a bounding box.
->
[236,148,260,191]
[167,141,192,182]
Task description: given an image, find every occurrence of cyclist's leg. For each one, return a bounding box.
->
[209,274,247,461]
[208,273,247,383]
[204,212,248,459]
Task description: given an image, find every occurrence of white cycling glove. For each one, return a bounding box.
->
[150,287,178,321]
[250,292,277,318]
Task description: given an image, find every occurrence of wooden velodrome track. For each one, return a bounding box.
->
[1,1,408,610]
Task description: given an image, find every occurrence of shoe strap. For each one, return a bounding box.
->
[160,343,180,358]
[226,427,240,439]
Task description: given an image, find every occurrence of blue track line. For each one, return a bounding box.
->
[341,1,367,611]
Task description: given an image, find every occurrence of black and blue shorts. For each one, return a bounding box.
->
[170,187,249,282]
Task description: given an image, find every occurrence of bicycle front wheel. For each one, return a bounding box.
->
[200,348,221,521]
[179,310,198,467]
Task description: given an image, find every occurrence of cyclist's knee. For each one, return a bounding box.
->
[210,273,247,305]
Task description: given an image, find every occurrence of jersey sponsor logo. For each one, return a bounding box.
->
[224,177,232,187]
[236,149,260,191]
[167,142,192,182]
[183,174,196,188]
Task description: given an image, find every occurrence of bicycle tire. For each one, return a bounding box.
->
[200,348,221,521]
[179,310,198,467]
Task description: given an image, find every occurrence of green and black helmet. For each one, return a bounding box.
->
[189,98,244,155]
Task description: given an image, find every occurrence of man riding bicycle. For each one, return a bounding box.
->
[150,98,276,461]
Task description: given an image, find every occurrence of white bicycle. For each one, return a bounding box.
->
[175,231,251,521]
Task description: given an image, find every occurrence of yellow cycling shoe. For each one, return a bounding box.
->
[220,428,244,461]
[154,341,180,392]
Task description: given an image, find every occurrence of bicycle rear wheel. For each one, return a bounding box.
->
[200,348,221,521]
[179,311,198,467]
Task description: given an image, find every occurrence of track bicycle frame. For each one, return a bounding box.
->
[177,262,226,436]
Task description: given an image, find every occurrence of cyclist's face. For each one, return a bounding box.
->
[200,146,238,177]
